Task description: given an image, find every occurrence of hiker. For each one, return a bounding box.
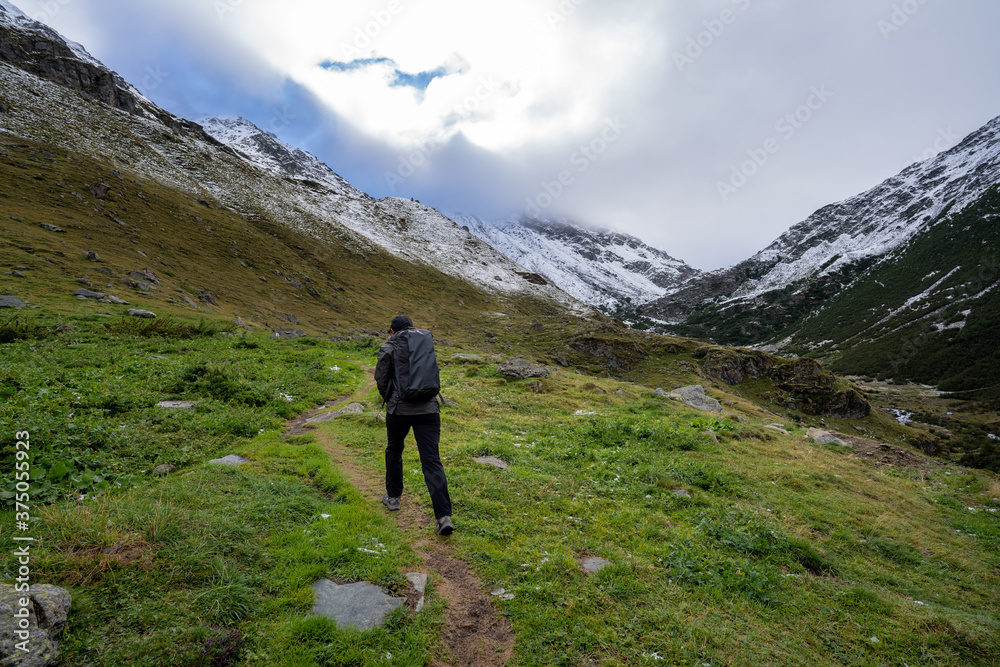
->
[375,315,454,536]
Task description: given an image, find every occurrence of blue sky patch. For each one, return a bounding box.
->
[319,57,457,93]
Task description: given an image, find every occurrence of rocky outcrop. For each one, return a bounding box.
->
[695,347,871,419]
[570,336,647,371]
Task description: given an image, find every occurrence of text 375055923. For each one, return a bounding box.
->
[12,430,34,653]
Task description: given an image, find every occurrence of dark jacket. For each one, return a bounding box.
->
[375,330,440,416]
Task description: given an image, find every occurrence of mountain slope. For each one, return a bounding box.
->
[647,116,1000,341]
[457,214,701,309]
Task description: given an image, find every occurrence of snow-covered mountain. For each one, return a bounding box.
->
[0,2,585,314]
[647,114,1000,328]
[455,214,700,309]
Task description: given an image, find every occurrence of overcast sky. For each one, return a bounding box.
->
[17,0,1000,269]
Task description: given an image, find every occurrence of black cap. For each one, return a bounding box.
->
[389,315,414,333]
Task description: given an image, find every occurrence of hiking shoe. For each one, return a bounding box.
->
[436,516,454,536]
[381,494,400,512]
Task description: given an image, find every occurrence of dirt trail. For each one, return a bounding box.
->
[287,371,514,667]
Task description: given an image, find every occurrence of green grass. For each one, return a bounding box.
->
[0,322,442,666]
[318,357,1000,666]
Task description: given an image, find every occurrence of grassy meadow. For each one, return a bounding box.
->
[2,315,997,666]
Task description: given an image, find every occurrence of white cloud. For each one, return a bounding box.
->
[214,0,656,151]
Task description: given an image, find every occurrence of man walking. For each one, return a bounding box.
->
[374,315,454,535]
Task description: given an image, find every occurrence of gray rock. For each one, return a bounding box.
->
[88,182,110,199]
[40,223,66,233]
[497,359,549,379]
[152,464,175,474]
[73,288,106,300]
[84,251,99,261]
[273,328,306,339]
[764,424,789,434]
[582,557,611,573]
[311,579,404,631]
[104,295,129,305]
[11,270,25,278]
[128,269,160,285]
[665,385,723,414]
[0,583,71,667]
[475,456,509,470]
[305,403,365,424]
[77,276,92,287]
[671,488,691,498]
[0,296,26,308]
[406,573,428,613]
[209,455,251,466]
[179,294,198,309]
[654,388,669,398]
[126,309,156,319]
[807,428,849,447]
[451,354,483,362]
[156,400,197,409]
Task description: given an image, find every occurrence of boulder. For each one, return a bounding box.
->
[806,428,849,447]
[764,424,789,434]
[126,309,156,319]
[273,328,306,339]
[104,295,128,305]
[497,359,549,379]
[0,296,26,308]
[0,583,71,667]
[84,251,99,261]
[40,223,65,233]
[311,579,403,631]
[88,182,110,199]
[156,401,197,409]
[73,288,106,300]
[451,354,483,363]
[665,385,723,414]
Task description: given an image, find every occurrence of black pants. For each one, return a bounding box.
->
[385,412,452,519]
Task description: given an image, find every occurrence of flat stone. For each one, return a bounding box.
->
[73,288,106,300]
[305,403,364,424]
[671,489,691,498]
[156,400,197,409]
[311,579,404,631]
[764,424,789,434]
[451,353,483,362]
[475,456,509,470]
[11,270,25,278]
[497,358,549,379]
[84,251,99,261]
[582,557,611,573]
[152,464,175,474]
[179,294,198,308]
[0,296,26,308]
[406,572,428,613]
[209,454,251,466]
[41,223,66,233]
[126,309,156,318]
[665,385,723,414]
[654,388,669,398]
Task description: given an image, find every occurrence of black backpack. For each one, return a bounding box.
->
[392,328,441,402]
